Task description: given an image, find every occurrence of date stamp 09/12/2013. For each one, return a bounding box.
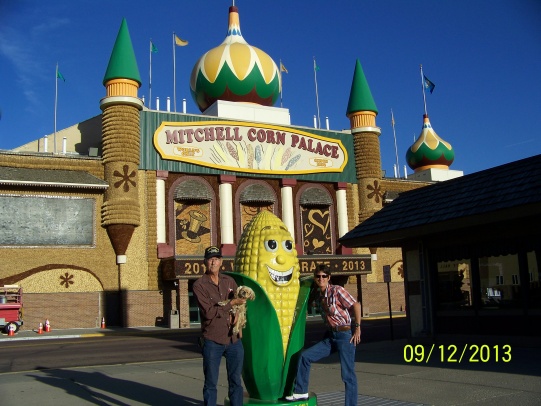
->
[403,344,512,363]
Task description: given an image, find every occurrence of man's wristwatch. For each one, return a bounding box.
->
[353,322,360,327]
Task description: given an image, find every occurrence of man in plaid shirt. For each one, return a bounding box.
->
[286,265,361,405]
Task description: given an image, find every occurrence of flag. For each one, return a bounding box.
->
[174,35,188,46]
[151,41,158,53]
[314,64,320,72]
[423,75,435,93]
[280,61,288,74]
[57,71,65,81]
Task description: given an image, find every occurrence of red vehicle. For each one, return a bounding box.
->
[0,285,23,334]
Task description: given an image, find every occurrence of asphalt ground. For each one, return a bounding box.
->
[1,324,540,405]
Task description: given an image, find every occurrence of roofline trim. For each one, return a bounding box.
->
[0,180,109,190]
[100,96,144,111]
[350,126,381,135]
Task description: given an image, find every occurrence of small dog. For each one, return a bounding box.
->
[218,285,255,337]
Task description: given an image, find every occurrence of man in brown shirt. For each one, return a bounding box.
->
[193,246,247,406]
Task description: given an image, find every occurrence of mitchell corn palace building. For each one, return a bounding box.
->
[1,5,468,332]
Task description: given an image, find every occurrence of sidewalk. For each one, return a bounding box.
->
[1,327,540,405]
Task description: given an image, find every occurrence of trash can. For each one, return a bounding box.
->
[169,310,180,329]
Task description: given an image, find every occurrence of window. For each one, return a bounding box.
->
[299,187,334,255]
[479,255,522,309]
[173,179,213,257]
[436,259,472,310]
[237,182,275,235]
[527,251,540,309]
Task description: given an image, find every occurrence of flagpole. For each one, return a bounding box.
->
[173,32,177,112]
[149,39,153,109]
[391,109,400,178]
[279,59,283,108]
[420,64,428,116]
[313,57,321,129]
[54,63,58,154]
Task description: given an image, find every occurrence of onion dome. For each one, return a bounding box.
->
[189,6,281,112]
[406,114,454,171]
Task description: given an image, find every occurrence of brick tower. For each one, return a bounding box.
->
[346,59,381,224]
[100,19,143,265]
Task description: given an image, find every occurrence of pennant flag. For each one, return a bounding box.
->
[175,35,188,46]
[280,62,288,74]
[423,75,435,93]
[151,41,158,53]
[57,71,65,81]
[314,64,320,72]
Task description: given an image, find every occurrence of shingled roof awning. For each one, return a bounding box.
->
[0,166,108,190]
[240,184,275,204]
[174,179,213,201]
[339,154,541,248]
[300,187,333,206]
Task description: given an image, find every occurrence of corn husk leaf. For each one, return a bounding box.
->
[226,272,313,400]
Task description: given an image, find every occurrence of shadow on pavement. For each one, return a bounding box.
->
[29,367,203,405]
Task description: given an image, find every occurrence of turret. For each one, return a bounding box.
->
[100,19,144,265]
[346,59,382,224]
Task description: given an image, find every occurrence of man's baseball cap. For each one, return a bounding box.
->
[204,246,222,260]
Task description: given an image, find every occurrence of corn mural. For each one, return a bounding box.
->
[227,210,314,403]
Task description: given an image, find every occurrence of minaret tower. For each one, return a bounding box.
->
[100,19,144,265]
[346,59,381,224]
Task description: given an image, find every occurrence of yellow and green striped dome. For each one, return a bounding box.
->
[406,115,454,171]
[189,6,281,112]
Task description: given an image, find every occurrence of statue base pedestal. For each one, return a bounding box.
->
[225,392,317,405]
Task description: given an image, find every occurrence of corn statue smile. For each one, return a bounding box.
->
[225,210,316,405]
[266,265,293,284]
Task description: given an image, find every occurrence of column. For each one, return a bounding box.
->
[219,175,236,256]
[335,182,349,237]
[280,178,296,238]
[156,171,168,244]
[336,182,352,254]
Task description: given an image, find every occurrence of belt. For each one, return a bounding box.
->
[329,325,351,332]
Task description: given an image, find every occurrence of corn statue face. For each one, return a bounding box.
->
[225,210,315,404]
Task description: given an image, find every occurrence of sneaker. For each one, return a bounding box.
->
[285,393,309,401]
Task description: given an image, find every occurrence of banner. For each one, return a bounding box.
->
[153,121,348,174]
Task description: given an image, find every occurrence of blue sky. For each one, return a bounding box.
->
[1,0,540,176]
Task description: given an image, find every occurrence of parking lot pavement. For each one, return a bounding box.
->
[1,329,540,405]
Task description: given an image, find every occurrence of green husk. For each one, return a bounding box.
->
[226,273,313,400]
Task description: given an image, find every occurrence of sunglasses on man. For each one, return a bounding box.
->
[315,274,329,279]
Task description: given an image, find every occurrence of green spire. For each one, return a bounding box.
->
[103,19,141,86]
[346,59,378,116]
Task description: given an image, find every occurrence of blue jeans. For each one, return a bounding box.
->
[293,330,357,406]
[202,338,244,406]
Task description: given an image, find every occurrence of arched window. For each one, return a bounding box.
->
[236,181,276,237]
[298,186,334,255]
[172,178,214,257]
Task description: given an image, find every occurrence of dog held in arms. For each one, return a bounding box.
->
[219,285,255,337]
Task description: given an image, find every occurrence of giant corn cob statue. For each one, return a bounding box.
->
[235,210,300,354]
[226,210,315,403]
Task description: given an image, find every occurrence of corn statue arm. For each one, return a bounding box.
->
[226,272,313,401]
